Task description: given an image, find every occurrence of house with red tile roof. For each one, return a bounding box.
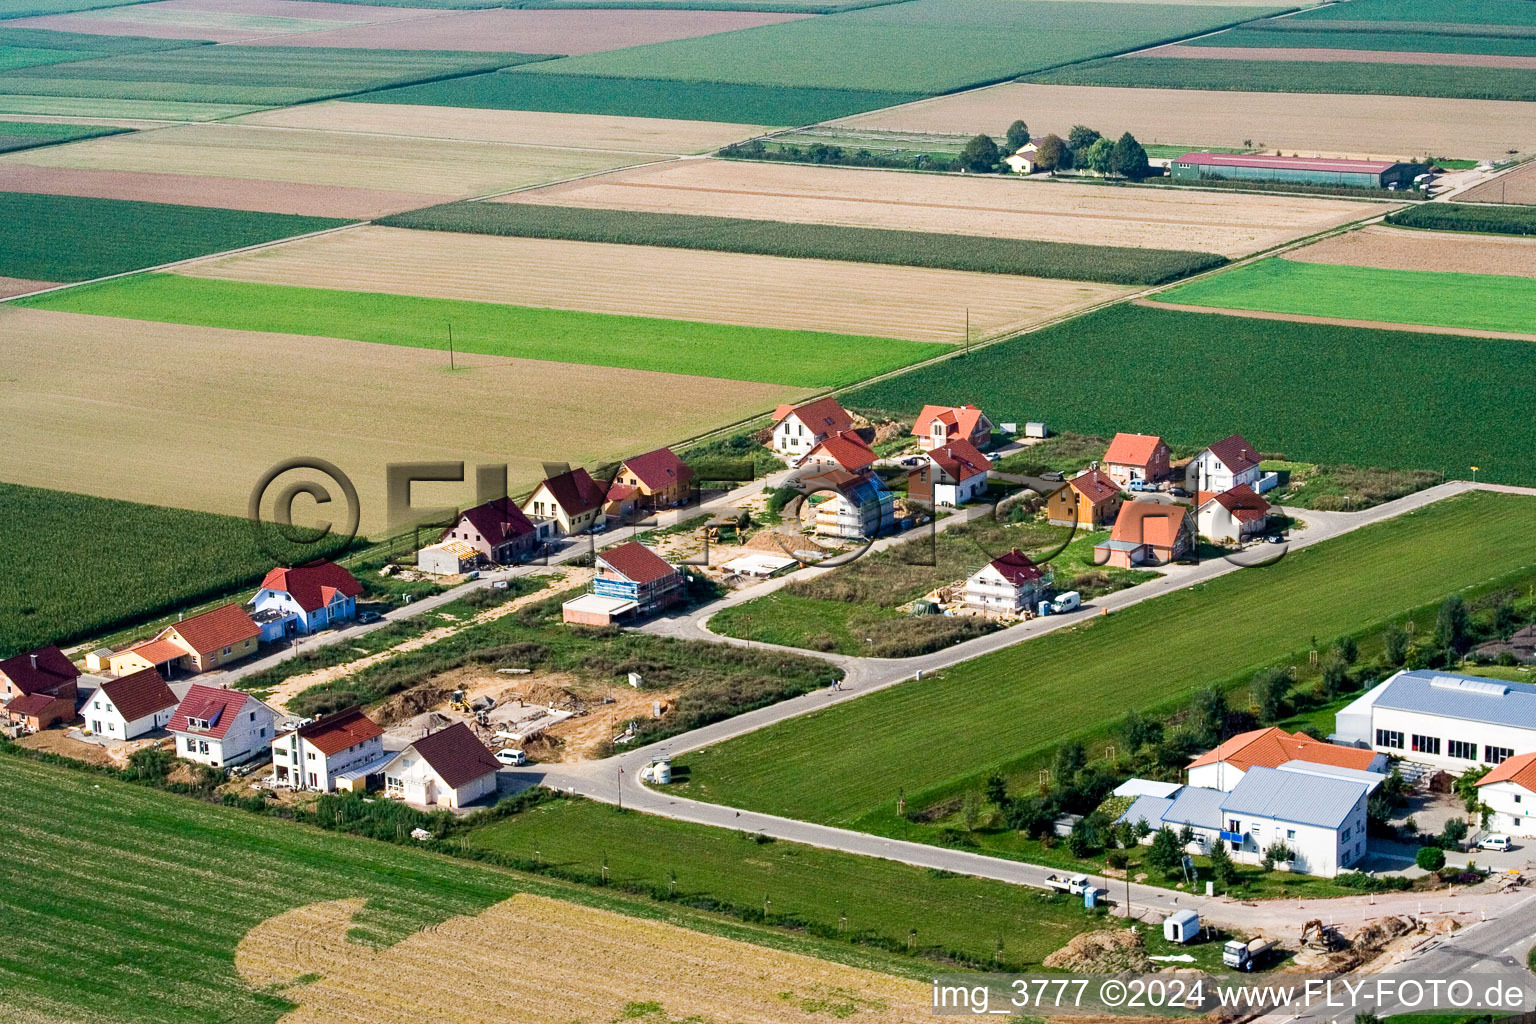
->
[1095,500,1191,568]
[963,549,1050,615]
[1477,752,1536,838]
[434,497,537,569]
[168,683,278,767]
[770,397,853,457]
[382,722,499,809]
[908,438,991,507]
[614,448,694,510]
[107,604,261,678]
[522,467,606,537]
[1046,468,1122,528]
[794,430,877,476]
[563,541,684,626]
[0,647,80,706]
[85,666,176,740]
[912,404,992,452]
[1187,726,1387,791]
[250,561,364,639]
[1102,433,1171,488]
[1186,434,1262,497]
[4,691,74,734]
[1196,485,1271,545]
[272,705,386,792]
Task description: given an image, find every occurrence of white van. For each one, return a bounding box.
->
[1478,833,1513,852]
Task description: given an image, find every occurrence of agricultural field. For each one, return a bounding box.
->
[5,0,430,43]
[383,200,1226,284]
[2,120,663,216]
[0,305,807,534]
[835,82,1536,160]
[159,223,1106,344]
[678,491,1536,825]
[520,0,910,9]
[0,113,124,150]
[496,157,1382,258]
[1285,223,1536,276]
[1176,28,1536,59]
[1456,159,1536,204]
[1158,257,1536,337]
[0,754,932,1024]
[1387,199,1536,234]
[0,191,347,281]
[843,303,1536,485]
[465,796,1104,969]
[1145,42,1536,69]
[1285,0,1536,26]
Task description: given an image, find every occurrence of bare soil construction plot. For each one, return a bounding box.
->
[273,7,813,54]
[4,121,657,203]
[0,307,802,535]
[177,224,1128,343]
[1287,224,1536,279]
[236,101,764,155]
[238,894,931,1024]
[1458,159,1536,204]
[0,162,436,218]
[1142,43,1536,69]
[505,157,1381,257]
[835,82,1536,160]
[6,0,433,42]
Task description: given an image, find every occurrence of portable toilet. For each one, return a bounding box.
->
[1163,909,1199,944]
[1083,887,1097,909]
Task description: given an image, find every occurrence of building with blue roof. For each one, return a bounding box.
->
[1334,669,1536,773]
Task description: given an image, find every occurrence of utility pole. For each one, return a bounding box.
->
[447,321,455,370]
[617,766,624,810]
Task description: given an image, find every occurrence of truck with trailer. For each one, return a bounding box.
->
[1223,937,1276,971]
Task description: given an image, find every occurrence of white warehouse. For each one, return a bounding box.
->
[1334,670,1536,772]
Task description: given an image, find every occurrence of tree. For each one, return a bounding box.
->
[1031,134,1067,172]
[1319,651,1349,699]
[1383,622,1410,666]
[1262,840,1292,871]
[959,133,1000,173]
[1004,795,1053,837]
[961,791,982,832]
[1134,817,1154,841]
[1145,826,1184,877]
[1454,765,1490,812]
[125,745,175,782]
[1415,846,1446,872]
[1436,594,1473,655]
[1084,137,1114,175]
[1108,132,1151,179]
[1005,119,1030,151]
[1053,742,1087,791]
[1067,124,1101,156]
[1178,824,1197,847]
[1335,635,1360,665]
[1207,841,1239,888]
[985,773,1008,807]
[1441,817,1468,846]
[1253,666,1292,724]
[1189,687,1228,748]
[1119,711,1162,752]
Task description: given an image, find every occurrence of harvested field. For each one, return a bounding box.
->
[1143,43,1536,69]
[272,7,814,53]
[4,121,658,197]
[504,157,1381,257]
[1458,159,1536,203]
[0,275,52,297]
[235,100,765,153]
[239,894,929,1024]
[0,94,259,120]
[834,82,1536,160]
[0,162,438,217]
[4,0,406,42]
[1288,224,1536,279]
[174,223,1127,342]
[0,306,804,534]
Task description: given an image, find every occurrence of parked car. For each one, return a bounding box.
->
[1128,480,1156,493]
[495,748,527,767]
[900,456,922,467]
[1265,535,1286,545]
[1169,486,1191,498]
[1478,833,1513,852]
[357,610,383,624]
[1040,470,1065,482]
[589,521,607,534]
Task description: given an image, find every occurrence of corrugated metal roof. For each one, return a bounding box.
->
[1222,766,1367,829]
[1115,778,1183,799]
[1118,794,1176,828]
[1163,786,1226,829]
[1373,669,1536,730]
[1277,760,1384,793]
[1175,152,1397,173]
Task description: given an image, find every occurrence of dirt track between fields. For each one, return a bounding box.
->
[1136,297,1536,342]
[1287,224,1536,278]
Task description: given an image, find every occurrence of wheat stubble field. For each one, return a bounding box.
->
[1287,224,1536,277]
[174,224,1123,343]
[504,157,1385,257]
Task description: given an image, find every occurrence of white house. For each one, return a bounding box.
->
[1005,142,1046,174]
[522,467,606,537]
[168,684,278,768]
[1335,669,1536,773]
[1196,485,1271,544]
[381,722,500,809]
[909,439,990,507]
[963,549,1048,615]
[1476,752,1536,838]
[798,467,895,540]
[250,561,362,640]
[1186,434,1262,497]
[271,705,386,792]
[770,397,853,458]
[793,430,876,476]
[1187,726,1387,792]
[84,666,177,741]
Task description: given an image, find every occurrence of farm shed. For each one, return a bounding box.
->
[1170,153,1429,190]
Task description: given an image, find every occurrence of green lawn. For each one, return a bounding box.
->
[1161,258,1536,337]
[0,754,922,1024]
[24,273,944,388]
[678,491,1536,826]
[464,796,1105,969]
[844,303,1536,486]
[0,193,348,281]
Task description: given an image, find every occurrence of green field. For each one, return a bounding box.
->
[0,0,152,16]
[0,116,127,151]
[1160,257,1536,336]
[0,193,348,281]
[1386,201,1536,236]
[24,273,944,387]
[1189,25,1536,55]
[379,201,1227,286]
[360,70,923,125]
[0,25,196,54]
[466,796,1103,969]
[526,0,911,9]
[0,93,257,118]
[0,482,351,657]
[679,491,1536,825]
[0,42,96,68]
[0,754,924,1024]
[1289,0,1536,26]
[1028,57,1536,102]
[843,303,1536,486]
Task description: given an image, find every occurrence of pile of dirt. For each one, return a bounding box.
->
[1043,928,1154,973]
[373,682,454,727]
[1352,915,1416,955]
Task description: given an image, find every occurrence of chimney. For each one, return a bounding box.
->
[179,611,184,622]
[30,654,38,670]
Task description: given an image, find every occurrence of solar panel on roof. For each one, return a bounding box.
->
[1430,675,1507,696]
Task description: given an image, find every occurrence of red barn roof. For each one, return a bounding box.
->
[1175,152,1398,174]
[621,448,693,492]
[261,562,363,614]
[0,646,79,695]
[408,722,499,789]
[98,667,176,723]
[169,684,260,739]
[598,541,678,585]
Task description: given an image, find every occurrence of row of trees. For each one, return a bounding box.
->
[958,120,1153,179]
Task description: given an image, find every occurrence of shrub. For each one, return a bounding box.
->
[1416,846,1446,871]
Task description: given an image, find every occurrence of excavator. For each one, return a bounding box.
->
[1301,919,1344,951]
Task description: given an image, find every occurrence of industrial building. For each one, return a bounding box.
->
[1170,152,1430,189]
[1333,669,1536,772]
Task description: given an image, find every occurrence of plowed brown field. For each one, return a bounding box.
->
[1457,160,1536,204]
[177,225,1129,343]
[1287,224,1536,278]
[833,83,1536,160]
[235,101,764,155]
[237,895,932,1024]
[503,157,1381,257]
[0,276,54,298]
[1143,43,1536,69]
[0,306,803,534]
